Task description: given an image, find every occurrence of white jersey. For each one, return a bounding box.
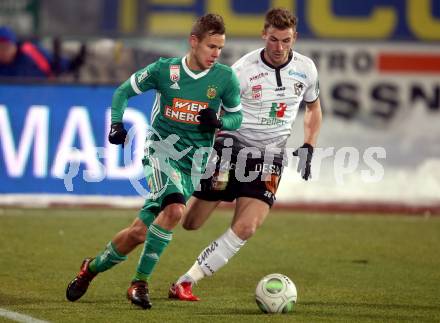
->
[219,47,319,158]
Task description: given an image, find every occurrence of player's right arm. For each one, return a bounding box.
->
[109,61,162,145]
[110,80,138,124]
[111,61,161,123]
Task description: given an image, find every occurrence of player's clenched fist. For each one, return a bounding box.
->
[293,143,314,181]
[108,122,127,145]
[199,108,223,130]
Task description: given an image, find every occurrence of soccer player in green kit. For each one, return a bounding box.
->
[65,13,242,309]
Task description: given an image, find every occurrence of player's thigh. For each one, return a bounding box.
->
[231,197,270,239]
[234,158,283,207]
[182,196,221,230]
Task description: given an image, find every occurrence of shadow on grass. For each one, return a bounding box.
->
[162,300,261,316]
[302,301,439,311]
[299,301,439,321]
[189,310,263,316]
[68,297,263,316]
[0,292,126,309]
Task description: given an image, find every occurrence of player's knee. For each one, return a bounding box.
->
[182,217,202,231]
[163,203,185,224]
[233,223,257,240]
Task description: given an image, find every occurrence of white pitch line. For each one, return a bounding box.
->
[0,308,49,323]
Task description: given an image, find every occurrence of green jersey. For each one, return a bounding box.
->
[112,57,241,174]
[111,56,242,175]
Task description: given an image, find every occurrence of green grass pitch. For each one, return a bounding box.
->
[0,208,439,322]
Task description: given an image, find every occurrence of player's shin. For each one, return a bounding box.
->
[178,228,246,284]
[89,242,127,273]
[133,224,172,281]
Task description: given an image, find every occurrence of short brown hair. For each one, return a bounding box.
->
[191,13,225,40]
[264,8,297,31]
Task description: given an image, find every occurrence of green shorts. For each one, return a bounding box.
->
[138,156,199,226]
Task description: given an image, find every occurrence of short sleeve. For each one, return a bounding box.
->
[303,61,320,103]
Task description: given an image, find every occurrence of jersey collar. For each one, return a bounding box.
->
[181,56,211,80]
[260,49,293,70]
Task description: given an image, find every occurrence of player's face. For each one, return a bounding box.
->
[262,26,296,67]
[0,41,17,64]
[190,33,225,70]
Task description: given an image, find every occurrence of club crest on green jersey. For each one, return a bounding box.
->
[207,85,217,99]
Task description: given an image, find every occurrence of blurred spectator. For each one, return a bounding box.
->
[0,26,85,79]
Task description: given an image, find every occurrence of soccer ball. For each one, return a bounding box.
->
[255,273,297,314]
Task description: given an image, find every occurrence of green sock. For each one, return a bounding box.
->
[89,242,127,273]
[133,224,172,281]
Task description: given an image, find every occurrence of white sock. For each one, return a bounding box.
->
[176,265,204,285]
[177,228,246,285]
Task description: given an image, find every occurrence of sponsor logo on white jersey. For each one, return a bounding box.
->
[270,102,287,118]
[260,102,289,126]
[252,85,262,99]
[294,82,305,96]
[288,70,307,79]
[249,72,268,82]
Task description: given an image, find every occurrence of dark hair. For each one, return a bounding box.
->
[264,8,297,31]
[191,13,225,40]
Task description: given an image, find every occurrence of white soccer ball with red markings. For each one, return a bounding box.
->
[255,273,297,313]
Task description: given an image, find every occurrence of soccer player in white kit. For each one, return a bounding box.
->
[169,8,323,301]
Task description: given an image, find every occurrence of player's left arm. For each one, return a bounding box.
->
[219,69,243,130]
[219,109,242,130]
[303,98,322,146]
[294,61,322,180]
[302,60,322,147]
[294,98,322,181]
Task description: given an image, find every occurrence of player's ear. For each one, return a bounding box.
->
[261,29,267,41]
[189,34,199,49]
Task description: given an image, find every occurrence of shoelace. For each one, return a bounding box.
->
[134,283,148,296]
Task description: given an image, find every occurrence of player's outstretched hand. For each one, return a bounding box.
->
[293,143,314,181]
[199,108,222,131]
[108,122,127,145]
